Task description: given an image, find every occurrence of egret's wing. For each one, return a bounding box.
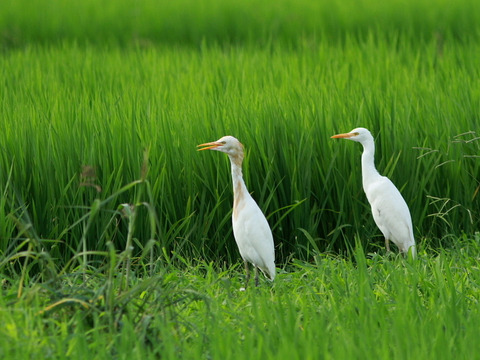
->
[233,197,275,279]
[365,176,415,252]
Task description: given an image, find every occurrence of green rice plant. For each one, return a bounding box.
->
[0,0,479,266]
[0,37,479,264]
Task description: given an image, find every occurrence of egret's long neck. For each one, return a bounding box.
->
[360,138,381,190]
[229,154,248,220]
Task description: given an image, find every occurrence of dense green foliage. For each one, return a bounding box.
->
[1,0,480,47]
[0,1,480,358]
[0,27,479,263]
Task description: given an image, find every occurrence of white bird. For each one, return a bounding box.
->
[197,136,276,286]
[331,128,416,257]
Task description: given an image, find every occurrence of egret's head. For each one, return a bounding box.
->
[197,135,244,159]
[331,127,373,144]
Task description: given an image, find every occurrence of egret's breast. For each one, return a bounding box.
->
[233,180,246,221]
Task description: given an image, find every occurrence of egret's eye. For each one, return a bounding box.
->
[353,132,360,135]
[221,141,226,144]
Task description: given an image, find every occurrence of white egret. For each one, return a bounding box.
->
[331,128,416,257]
[197,136,275,286]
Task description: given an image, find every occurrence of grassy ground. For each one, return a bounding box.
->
[1,236,480,359]
[1,0,480,358]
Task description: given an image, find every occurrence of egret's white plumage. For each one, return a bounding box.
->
[198,136,275,286]
[331,128,416,257]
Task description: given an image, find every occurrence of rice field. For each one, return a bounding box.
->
[1,0,480,358]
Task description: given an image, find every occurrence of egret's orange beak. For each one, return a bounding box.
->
[197,141,221,151]
[331,132,356,139]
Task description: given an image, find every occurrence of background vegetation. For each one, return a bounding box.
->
[1,0,479,47]
[1,3,479,262]
[0,0,479,358]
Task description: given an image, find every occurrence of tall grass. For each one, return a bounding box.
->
[0,35,479,265]
[0,0,479,267]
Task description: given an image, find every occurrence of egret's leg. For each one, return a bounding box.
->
[244,260,250,288]
[385,238,391,252]
[254,266,259,287]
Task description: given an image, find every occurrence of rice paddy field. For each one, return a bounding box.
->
[1,0,480,358]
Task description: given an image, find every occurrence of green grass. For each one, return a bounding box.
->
[1,0,480,358]
[1,0,480,47]
[0,39,479,263]
[1,236,480,359]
